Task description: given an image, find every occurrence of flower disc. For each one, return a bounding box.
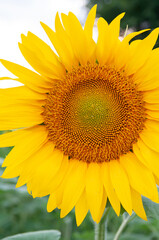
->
[43,64,145,162]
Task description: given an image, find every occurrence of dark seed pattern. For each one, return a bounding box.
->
[42,64,146,163]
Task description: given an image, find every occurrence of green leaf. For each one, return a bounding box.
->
[143,197,159,220]
[1,230,61,240]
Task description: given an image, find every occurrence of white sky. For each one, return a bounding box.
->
[0,0,88,88]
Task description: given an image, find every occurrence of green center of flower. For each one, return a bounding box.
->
[76,90,112,128]
[43,63,146,163]
[68,84,123,142]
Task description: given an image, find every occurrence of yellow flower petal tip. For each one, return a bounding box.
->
[119,12,125,18]
[90,4,97,13]
[1,6,159,225]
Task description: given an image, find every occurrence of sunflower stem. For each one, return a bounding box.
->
[63,216,72,240]
[94,207,111,240]
[113,213,136,240]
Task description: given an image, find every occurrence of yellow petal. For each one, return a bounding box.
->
[19,42,62,80]
[154,175,159,186]
[16,141,56,188]
[55,160,79,210]
[47,194,57,212]
[140,128,159,152]
[0,103,43,115]
[0,104,43,130]
[143,88,159,104]
[135,75,159,91]
[114,29,150,70]
[0,85,46,100]
[47,156,69,193]
[96,188,107,223]
[0,59,52,93]
[109,160,132,215]
[145,103,159,111]
[0,128,28,147]
[120,152,158,202]
[145,119,159,132]
[61,12,95,65]
[136,139,159,180]
[41,20,77,70]
[0,76,13,80]
[21,32,65,79]
[126,28,159,75]
[101,162,120,216]
[131,188,147,221]
[133,143,149,168]
[133,48,159,90]
[55,13,79,67]
[59,160,87,218]
[84,5,97,40]
[122,29,150,45]
[2,126,48,168]
[147,110,159,119]
[27,31,64,74]
[84,5,97,62]
[97,13,125,65]
[1,162,23,178]
[96,17,109,64]
[29,149,63,197]
[0,117,43,131]
[75,190,88,226]
[61,12,85,64]
[86,163,103,223]
[108,13,125,39]
[55,186,65,209]
[0,98,44,110]
[54,161,79,210]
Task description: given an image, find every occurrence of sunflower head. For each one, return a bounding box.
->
[43,63,146,163]
[1,5,159,226]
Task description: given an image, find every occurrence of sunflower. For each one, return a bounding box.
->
[1,5,159,226]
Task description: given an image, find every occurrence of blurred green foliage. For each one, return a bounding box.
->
[87,0,159,30]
